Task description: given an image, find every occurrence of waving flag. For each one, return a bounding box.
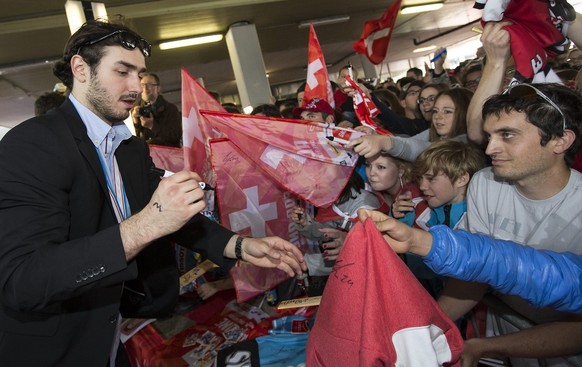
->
[306,219,463,366]
[202,110,361,207]
[342,74,393,135]
[181,68,224,184]
[353,0,402,64]
[476,0,568,82]
[303,24,335,108]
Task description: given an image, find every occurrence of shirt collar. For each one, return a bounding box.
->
[69,94,132,149]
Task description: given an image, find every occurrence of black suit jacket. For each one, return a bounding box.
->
[0,100,234,366]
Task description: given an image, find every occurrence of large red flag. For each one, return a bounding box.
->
[306,218,463,366]
[303,24,335,108]
[201,111,361,207]
[353,0,402,64]
[181,68,225,184]
[210,138,309,302]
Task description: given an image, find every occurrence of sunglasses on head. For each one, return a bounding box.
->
[503,84,567,131]
[77,30,151,57]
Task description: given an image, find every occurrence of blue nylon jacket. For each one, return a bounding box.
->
[425,226,582,313]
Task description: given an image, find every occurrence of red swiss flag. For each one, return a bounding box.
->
[353,0,402,64]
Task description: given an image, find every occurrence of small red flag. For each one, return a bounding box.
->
[353,0,402,64]
[303,24,335,108]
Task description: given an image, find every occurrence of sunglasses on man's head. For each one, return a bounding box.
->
[77,30,151,57]
[503,84,567,131]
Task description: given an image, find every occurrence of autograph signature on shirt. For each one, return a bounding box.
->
[331,259,355,288]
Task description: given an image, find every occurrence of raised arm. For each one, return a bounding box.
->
[466,22,512,145]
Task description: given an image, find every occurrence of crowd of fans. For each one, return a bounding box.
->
[124,20,582,365]
[205,21,582,366]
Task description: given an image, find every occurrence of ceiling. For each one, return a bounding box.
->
[0,0,484,129]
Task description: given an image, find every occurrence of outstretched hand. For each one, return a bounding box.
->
[358,208,430,255]
[239,236,307,277]
[347,134,392,158]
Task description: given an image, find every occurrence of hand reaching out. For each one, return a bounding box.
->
[357,209,432,256]
[347,134,393,158]
[237,236,307,277]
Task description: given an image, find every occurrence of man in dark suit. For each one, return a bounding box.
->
[0,20,306,367]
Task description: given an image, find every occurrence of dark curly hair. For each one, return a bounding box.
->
[482,83,582,166]
[53,20,145,89]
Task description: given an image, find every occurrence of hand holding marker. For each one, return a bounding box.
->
[149,167,213,191]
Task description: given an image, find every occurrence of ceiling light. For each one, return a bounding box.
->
[159,34,224,50]
[401,2,444,14]
[298,15,350,29]
[413,45,437,53]
[65,1,108,34]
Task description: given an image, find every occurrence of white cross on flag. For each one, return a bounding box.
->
[353,0,402,65]
[210,139,295,302]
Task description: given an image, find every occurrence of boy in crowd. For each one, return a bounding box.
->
[393,140,486,230]
[391,140,486,297]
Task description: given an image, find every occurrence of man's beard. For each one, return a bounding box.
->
[87,77,130,123]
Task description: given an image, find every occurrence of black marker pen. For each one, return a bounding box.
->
[149,167,213,191]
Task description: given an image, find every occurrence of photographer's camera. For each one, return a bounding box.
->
[138,106,152,116]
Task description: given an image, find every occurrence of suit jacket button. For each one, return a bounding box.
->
[109,314,118,324]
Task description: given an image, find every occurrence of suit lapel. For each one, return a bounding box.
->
[57,101,114,216]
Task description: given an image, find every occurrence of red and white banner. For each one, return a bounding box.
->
[303,24,335,108]
[181,68,224,184]
[344,74,390,134]
[353,0,402,64]
[202,111,361,208]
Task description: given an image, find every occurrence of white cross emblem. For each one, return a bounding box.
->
[365,28,390,57]
[228,186,278,237]
[182,107,203,148]
[306,59,324,90]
